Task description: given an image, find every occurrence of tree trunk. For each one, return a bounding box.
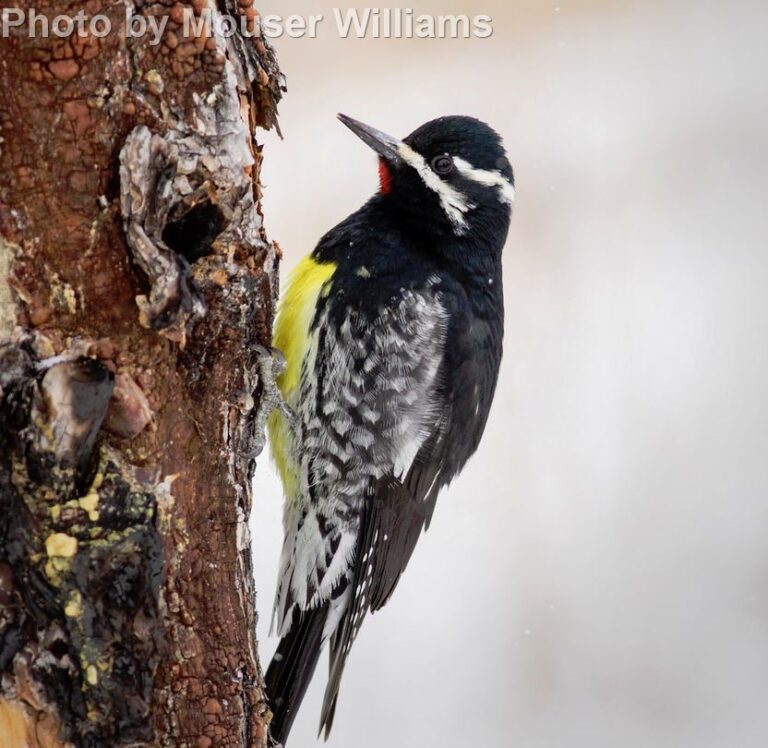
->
[0,3,283,746]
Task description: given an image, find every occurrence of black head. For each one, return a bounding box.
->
[338,114,514,243]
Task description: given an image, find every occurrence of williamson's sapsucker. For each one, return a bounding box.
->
[265,114,515,745]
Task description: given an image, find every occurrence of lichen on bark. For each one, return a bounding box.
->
[1,335,164,745]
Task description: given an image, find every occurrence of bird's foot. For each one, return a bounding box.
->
[249,346,297,458]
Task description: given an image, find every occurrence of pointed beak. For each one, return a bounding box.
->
[338,113,404,166]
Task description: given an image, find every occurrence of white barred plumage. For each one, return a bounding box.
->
[272,286,449,637]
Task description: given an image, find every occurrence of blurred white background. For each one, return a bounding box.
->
[250,1,768,746]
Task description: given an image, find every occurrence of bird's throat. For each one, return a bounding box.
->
[378,158,393,194]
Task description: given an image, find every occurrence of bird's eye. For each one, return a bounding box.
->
[431,154,454,175]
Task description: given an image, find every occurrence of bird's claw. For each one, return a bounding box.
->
[251,346,298,454]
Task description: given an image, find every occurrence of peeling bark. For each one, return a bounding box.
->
[0,2,284,746]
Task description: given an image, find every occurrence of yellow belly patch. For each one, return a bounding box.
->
[268,255,337,500]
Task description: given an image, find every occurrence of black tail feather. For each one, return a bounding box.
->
[266,602,329,746]
[318,629,347,740]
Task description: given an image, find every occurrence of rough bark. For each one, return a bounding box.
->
[0,2,284,746]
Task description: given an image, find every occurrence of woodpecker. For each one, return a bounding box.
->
[265,114,514,745]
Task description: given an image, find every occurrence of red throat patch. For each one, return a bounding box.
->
[378,158,393,194]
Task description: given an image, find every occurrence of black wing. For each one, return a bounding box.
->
[319,419,452,736]
[319,296,503,737]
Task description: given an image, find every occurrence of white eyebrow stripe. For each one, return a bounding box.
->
[453,156,516,206]
[397,143,473,232]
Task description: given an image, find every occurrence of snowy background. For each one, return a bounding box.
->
[249,1,768,746]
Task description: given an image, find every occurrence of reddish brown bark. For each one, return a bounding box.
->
[0,2,283,745]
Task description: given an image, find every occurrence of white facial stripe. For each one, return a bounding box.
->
[397,143,473,232]
[453,156,515,206]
